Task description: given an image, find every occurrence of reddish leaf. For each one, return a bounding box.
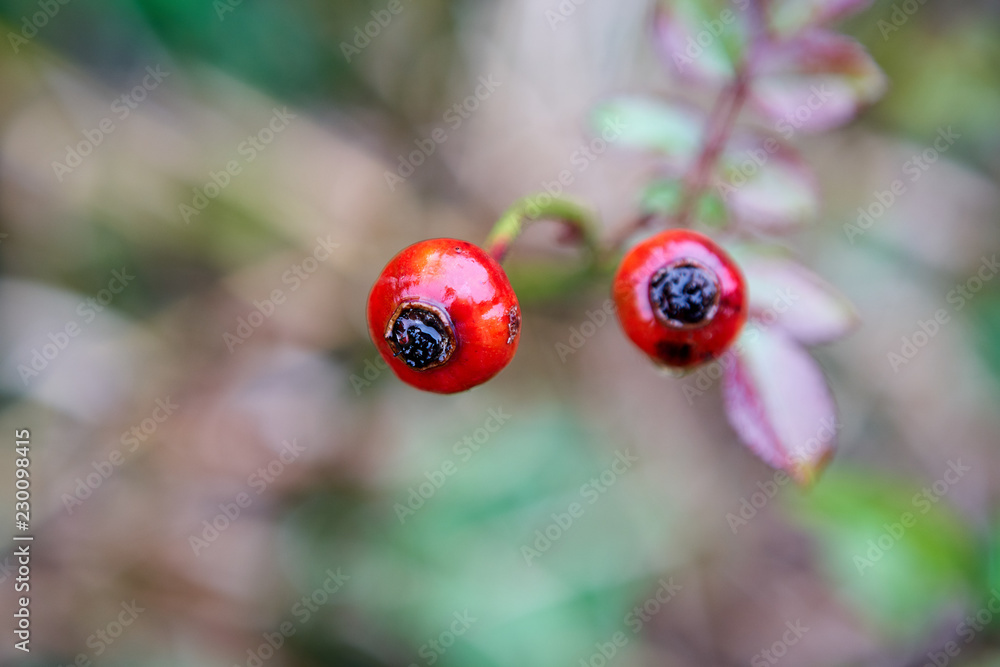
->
[740,253,859,344]
[722,327,838,485]
[766,0,874,38]
[749,30,887,133]
[653,0,751,87]
[714,134,819,232]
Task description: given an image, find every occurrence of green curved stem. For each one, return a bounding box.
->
[484,195,602,265]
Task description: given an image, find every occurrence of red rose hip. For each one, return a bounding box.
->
[367,239,521,393]
[612,229,747,370]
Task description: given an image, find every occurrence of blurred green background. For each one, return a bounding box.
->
[0,0,999,665]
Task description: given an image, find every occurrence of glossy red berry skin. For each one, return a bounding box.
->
[612,229,747,370]
[367,239,521,394]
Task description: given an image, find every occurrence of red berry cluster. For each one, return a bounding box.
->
[365,0,885,484]
[368,227,746,393]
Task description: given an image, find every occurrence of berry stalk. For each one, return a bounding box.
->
[607,72,751,250]
[484,196,601,265]
[674,68,751,228]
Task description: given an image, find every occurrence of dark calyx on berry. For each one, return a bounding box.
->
[385,302,456,370]
[648,260,720,328]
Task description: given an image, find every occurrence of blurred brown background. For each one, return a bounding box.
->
[1,0,999,666]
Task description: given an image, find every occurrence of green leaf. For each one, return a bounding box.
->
[591,97,704,168]
[694,191,729,228]
[284,408,680,667]
[785,468,980,638]
[765,0,873,38]
[653,0,751,86]
[970,292,1000,392]
[641,182,727,227]
[989,516,1000,600]
[640,180,683,216]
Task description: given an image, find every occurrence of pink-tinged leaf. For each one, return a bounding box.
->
[714,134,819,232]
[749,30,887,133]
[652,0,751,87]
[740,253,859,344]
[766,0,874,38]
[722,327,838,485]
[591,96,705,170]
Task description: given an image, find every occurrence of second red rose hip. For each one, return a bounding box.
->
[612,229,747,370]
